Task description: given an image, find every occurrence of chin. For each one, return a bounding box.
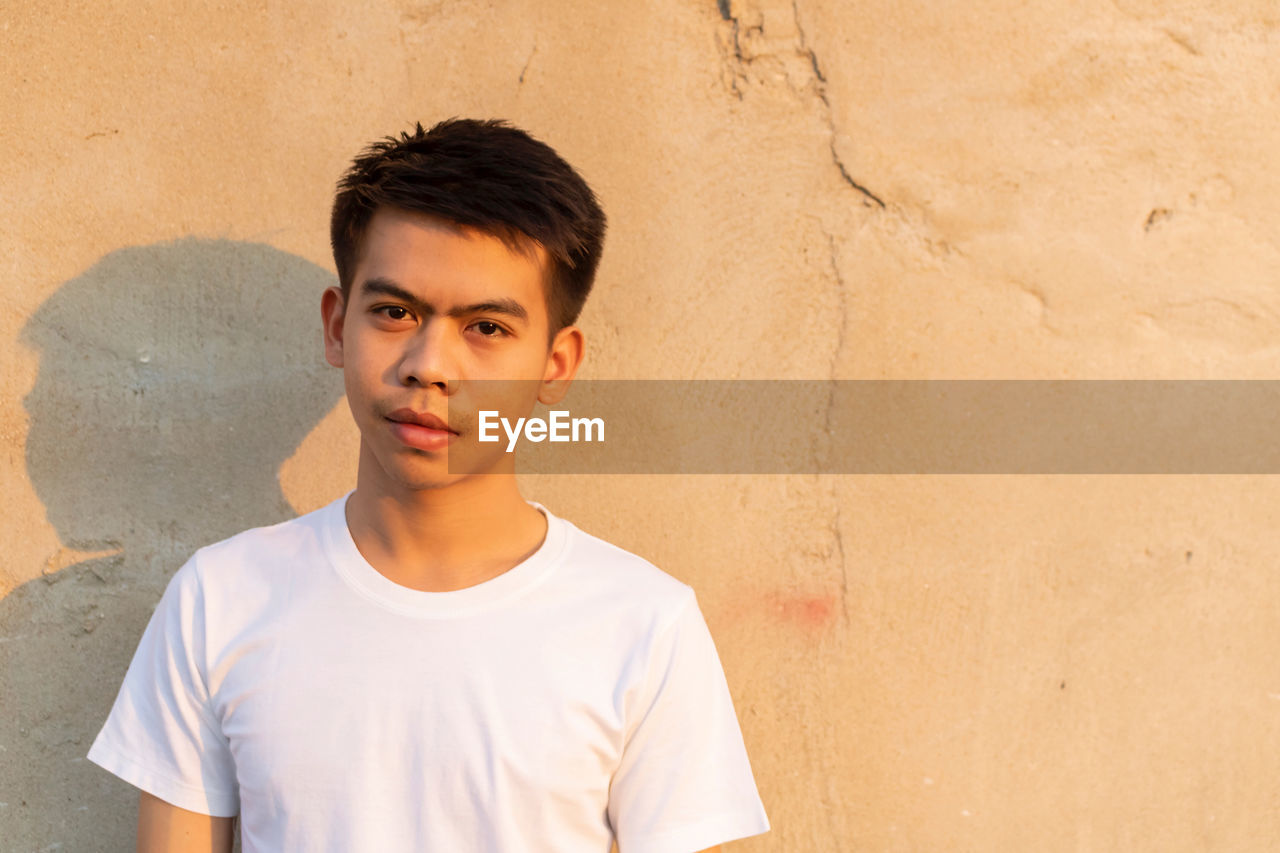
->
[363,439,513,490]
[399,478,461,492]
[387,465,469,491]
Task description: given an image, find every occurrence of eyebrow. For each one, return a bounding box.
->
[358,277,529,324]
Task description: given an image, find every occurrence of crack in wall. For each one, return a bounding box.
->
[518,43,537,85]
[819,228,852,622]
[790,0,885,209]
[822,229,850,377]
[715,6,760,98]
[715,0,885,210]
[830,497,849,621]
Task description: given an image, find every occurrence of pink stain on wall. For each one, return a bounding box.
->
[710,591,840,638]
[764,591,837,633]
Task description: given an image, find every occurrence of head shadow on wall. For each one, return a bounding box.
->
[4,239,343,847]
[22,238,345,573]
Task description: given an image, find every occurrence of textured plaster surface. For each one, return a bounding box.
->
[4,0,1280,850]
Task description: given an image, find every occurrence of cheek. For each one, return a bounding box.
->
[494,338,553,376]
[344,333,393,377]
[341,350,385,406]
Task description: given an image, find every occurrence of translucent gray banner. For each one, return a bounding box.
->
[442,380,1280,474]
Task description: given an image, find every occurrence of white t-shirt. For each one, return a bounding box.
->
[87,494,769,852]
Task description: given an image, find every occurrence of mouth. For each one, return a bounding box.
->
[385,408,458,451]
[386,408,458,434]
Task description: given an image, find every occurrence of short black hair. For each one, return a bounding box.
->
[330,118,607,335]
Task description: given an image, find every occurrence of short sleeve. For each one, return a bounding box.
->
[86,553,240,816]
[608,590,770,853]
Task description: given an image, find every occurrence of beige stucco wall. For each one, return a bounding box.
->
[4,0,1280,849]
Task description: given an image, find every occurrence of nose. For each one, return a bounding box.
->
[397,319,455,390]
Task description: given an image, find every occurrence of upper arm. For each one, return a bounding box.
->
[86,557,240,819]
[607,593,769,852]
[137,790,236,853]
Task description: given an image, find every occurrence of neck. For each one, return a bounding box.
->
[344,448,547,592]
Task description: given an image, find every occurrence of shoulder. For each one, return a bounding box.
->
[550,510,698,625]
[175,496,341,618]
[190,497,336,575]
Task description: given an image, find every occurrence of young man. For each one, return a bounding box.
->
[87,119,770,852]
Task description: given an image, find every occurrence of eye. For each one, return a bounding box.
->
[374,305,412,321]
[470,320,508,337]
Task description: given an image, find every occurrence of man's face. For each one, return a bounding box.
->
[322,206,579,492]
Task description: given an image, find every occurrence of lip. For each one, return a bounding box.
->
[386,408,457,433]
[385,408,457,451]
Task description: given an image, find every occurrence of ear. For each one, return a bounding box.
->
[321,286,347,368]
[537,325,585,405]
